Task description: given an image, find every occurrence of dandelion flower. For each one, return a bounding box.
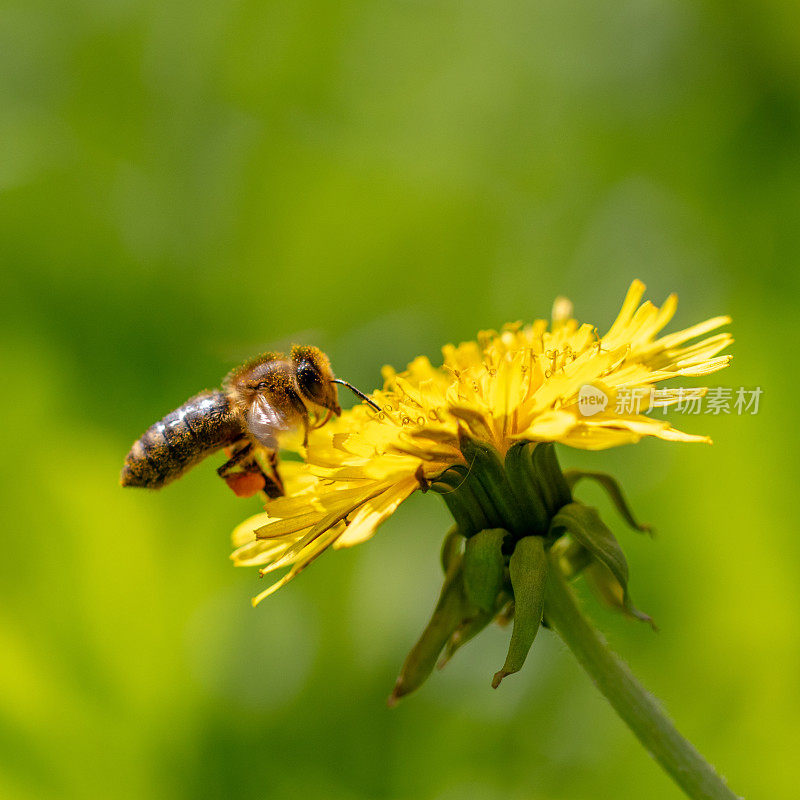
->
[228,279,740,800]
[232,279,731,604]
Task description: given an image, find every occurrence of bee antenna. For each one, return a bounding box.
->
[332,379,381,412]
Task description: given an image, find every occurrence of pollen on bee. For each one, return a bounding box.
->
[224,471,266,498]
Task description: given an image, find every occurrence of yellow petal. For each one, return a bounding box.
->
[333,477,418,549]
[604,279,646,340]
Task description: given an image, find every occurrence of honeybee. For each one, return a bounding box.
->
[120,346,378,498]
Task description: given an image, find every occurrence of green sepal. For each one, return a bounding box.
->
[463,528,507,612]
[549,502,652,627]
[459,434,527,534]
[440,525,465,573]
[563,470,652,535]
[503,442,549,535]
[463,468,506,531]
[431,482,473,535]
[438,590,512,669]
[549,535,592,579]
[492,535,548,688]
[431,465,487,536]
[531,443,572,515]
[584,561,656,628]
[389,557,472,705]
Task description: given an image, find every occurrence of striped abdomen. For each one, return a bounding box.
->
[121,390,244,489]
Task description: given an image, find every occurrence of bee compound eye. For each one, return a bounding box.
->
[297,361,323,396]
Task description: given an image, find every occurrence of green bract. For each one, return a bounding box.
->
[394,434,654,698]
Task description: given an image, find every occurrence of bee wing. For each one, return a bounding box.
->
[246,394,297,450]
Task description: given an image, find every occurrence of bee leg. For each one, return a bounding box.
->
[311,408,333,430]
[217,444,284,499]
[265,449,284,497]
[255,462,284,499]
[216,442,255,478]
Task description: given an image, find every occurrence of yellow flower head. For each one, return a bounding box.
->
[232,280,732,604]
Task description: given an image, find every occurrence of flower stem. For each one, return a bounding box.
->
[544,553,739,800]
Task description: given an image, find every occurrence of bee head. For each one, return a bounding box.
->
[291,346,341,416]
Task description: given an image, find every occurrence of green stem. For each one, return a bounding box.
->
[544,553,739,800]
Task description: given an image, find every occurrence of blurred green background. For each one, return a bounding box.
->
[1,1,798,798]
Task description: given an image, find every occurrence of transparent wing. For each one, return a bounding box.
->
[246,394,296,450]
